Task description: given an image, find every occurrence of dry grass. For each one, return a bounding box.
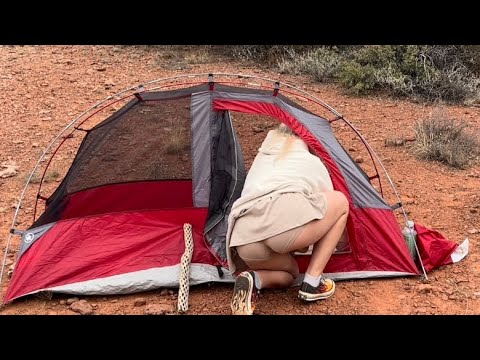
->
[184,46,211,64]
[413,108,479,168]
[27,170,61,184]
[165,131,189,155]
[277,47,342,82]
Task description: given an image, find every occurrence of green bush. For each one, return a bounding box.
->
[337,62,377,95]
[217,45,480,103]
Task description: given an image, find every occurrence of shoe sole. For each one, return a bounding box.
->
[298,281,335,301]
[231,272,254,315]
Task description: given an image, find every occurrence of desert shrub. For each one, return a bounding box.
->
[337,61,377,95]
[221,45,312,65]
[413,108,479,168]
[184,46,212,64]
[336,45,480,102]
[216,45,480,103]
[277,47,342,82]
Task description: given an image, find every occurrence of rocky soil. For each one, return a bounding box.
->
[0,46,479,315]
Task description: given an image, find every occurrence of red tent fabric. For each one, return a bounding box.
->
[4,83,465,303]
[415,223,458,272]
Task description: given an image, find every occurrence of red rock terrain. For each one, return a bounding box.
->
[0,46,479,315]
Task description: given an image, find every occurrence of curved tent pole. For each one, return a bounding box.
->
[32,81,208,222]
[32,93,138,221]
[1,75,210,292]
[211,80,385,198]
[1,73,424,294]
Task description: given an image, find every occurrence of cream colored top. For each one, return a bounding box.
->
[225,129,334,273]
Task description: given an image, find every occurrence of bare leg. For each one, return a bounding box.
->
[243,252,299,288]
[286,191,349,276]
[231,246,299,315]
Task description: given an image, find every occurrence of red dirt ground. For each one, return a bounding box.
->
[0,46,479,315]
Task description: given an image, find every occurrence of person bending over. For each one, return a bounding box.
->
[226,123,349,315]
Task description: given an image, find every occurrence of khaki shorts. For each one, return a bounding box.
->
[235,225,306,262]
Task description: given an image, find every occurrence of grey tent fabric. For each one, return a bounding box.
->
[202,109,246,265]
[278,100,390,209]
[191,92,213,207]
[18,222,55,256]
[208,90,389,209]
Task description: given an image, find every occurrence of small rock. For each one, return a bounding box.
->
[473,292,480,298]
[168,290,175,295]
[445,288,454,295]
[66,297,79,305]
[470,209,478,214]
[417,284,435,294]
[354,156,364,164]
[134,298,147,307]
[40,117,52,121]
[110,299,118,303]
[160,289,169,296]
[467,229,479,234]
[448,295,456,300]
[59,300,66,305]
[252,127,264,134]
[96,67,107,72]
[70,300,94,315]
[144,304,173,315]
[348,147,356,152]
[0,162,18,178]
[32,143,39,148]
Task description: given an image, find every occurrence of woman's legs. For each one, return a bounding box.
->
[286,190,349,277]
[242,252,299,288]
[231,238,299,315]
[231,190,349,313]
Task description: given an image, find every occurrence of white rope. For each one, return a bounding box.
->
[177,223,194,313]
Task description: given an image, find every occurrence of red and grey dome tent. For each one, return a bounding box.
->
[1,73,468,303]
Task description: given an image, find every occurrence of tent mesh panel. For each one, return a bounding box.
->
[34,97,193,227]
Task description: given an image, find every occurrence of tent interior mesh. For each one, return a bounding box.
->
[50,97,193,200]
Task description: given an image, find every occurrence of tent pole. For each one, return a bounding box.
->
[2,72,428,298]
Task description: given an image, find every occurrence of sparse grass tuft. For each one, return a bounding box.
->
[165,131,189,155]
[413,108,479,168]
[185,46,211,64]
[27,170,61,184]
